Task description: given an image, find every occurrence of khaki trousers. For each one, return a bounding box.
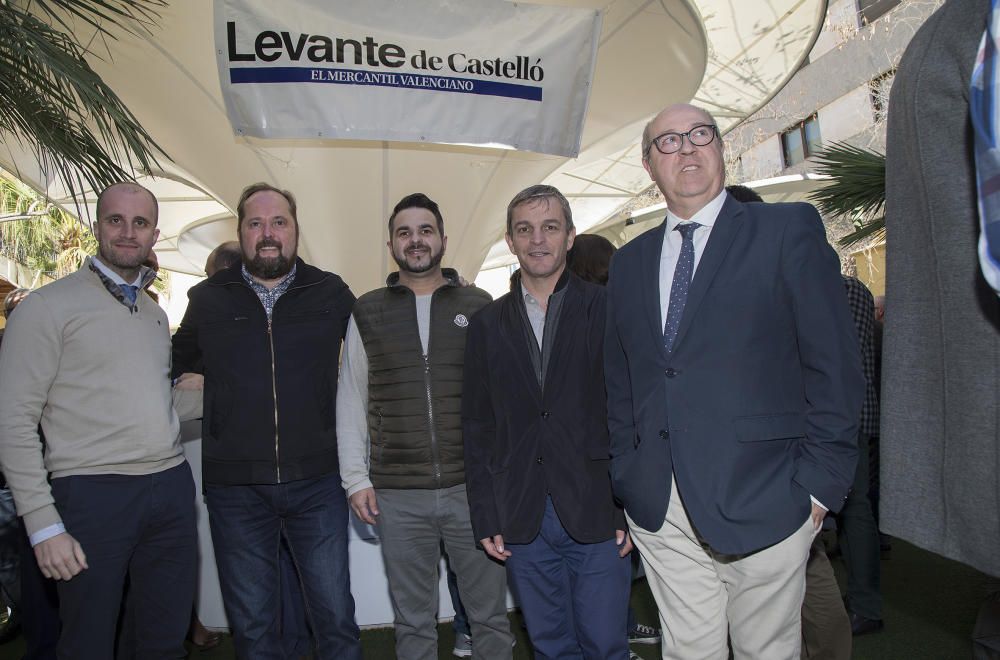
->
[629,479,815,660]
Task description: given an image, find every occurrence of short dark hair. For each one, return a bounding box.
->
[3,288,30,318]
[388,193,444,235]
[505,185,574,236]
[567,234,617,286]
[205,241,242,276]
[725,184,763,203]
[236,183,297,230]
[95,182,158,225]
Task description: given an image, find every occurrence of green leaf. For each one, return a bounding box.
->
[836,216,885,249]
[807,142,886,225]
[0,1,167,205]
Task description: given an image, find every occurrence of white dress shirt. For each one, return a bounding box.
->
[658,190,727,329]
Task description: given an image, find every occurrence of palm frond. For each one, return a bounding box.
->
[836,217,885,249]
[28,0,164,38]
[0,1,166,205]
[806,141,887,249]
[0,170,97,280]
[808,142,886,222]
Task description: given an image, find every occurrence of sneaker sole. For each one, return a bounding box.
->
[628,638,662,645]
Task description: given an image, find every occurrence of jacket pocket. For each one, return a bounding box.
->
[281,308,332,323]
[589,445,611,461]
[734,412,806,442]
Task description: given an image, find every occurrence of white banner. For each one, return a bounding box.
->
[214,0,602,157]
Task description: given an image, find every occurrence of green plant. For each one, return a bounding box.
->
[0,0,167,204]
[0,173,169,294]
[807,141,886,248]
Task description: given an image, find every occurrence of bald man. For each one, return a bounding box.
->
[0,182,203,658]
[604,104,863,659]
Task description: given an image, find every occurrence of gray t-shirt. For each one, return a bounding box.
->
[416,294,432,354]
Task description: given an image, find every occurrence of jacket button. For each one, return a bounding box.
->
[659,430,669,440]
[541,411,551,419]
[665,368,677,378]
[536,456,544,465]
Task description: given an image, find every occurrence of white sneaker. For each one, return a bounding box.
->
[452,633,473,658]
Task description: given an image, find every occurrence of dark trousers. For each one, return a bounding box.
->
[278,538,312,657]
[205,473,361,660]
[801,536,851,660]
[19,518,60,660]
[445,550,471,637]
[506,497,630,660]
[51,463,197,660]
[837,432,882,620]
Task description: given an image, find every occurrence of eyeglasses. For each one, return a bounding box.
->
[645,124,718,156]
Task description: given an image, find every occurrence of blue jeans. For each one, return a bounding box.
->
[445,551,471,637]
[506,497,630,660]
[206,473,361,660]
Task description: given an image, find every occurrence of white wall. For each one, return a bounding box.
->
[810,0,860,61]
[738,134,784,181]
[817,84,873,144]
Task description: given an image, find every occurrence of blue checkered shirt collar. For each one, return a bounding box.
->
[242,262,297,319]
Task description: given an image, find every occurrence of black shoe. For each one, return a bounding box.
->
[879,533,892,556]
[848,612,884,636]
[628,623,661,645]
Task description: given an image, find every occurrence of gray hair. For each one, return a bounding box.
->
[505,185,574,235]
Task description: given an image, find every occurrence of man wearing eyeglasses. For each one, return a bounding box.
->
[604,104,863,659]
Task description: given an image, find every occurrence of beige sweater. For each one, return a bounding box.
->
[0,262,201,536]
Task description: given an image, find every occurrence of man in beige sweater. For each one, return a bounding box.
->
[0,182,202,658]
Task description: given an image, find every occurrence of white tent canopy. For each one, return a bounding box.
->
[1,0,825,289]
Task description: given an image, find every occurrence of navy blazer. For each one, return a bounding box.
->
[604,196,863,555]
[463,271,623,545]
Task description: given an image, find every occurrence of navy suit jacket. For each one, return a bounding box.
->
[604,195,863,555]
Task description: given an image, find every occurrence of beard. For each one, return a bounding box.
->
[244,238,295,280]
[392,243,444,274]
[99,242,150,271]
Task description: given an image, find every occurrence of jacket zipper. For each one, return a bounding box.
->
[425,289,442,486]
[268,317,281,482]
[423,353,441,485]
[251,274,329,484]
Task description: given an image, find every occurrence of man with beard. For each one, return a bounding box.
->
[172,183,362,659]
[0,182,203,657]
[337,193,512,659]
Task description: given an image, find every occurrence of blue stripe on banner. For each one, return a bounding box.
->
[229,66,542,102]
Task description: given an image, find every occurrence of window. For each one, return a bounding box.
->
[869,70,896,123]
[781,114,822,168]
[858,0,901,25]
